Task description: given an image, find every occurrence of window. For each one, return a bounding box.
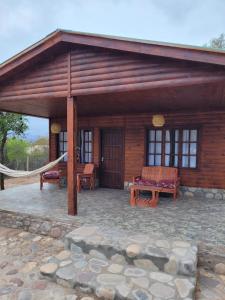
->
[58,129,93,163]
[79,129,93,163]
[148,129,162,166]
[147,128,198,169]
[58,131,68,162]
[164,129,179,167]
[181,129,198,168]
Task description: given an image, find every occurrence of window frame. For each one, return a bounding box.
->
[57,128,94,164]
[79,128,93,164]
[146,126,200,170]
[58,131,68,162]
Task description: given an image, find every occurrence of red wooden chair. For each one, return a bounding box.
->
[77,163,95,192]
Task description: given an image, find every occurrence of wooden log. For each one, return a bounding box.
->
[70,66,180,84]
[0,91,67,101]
[1,79,68,95]
[70,62,157,78]
[70,59,146,72]
[0,85,67,97]
[71,75,225,96]
[67,96,77,215]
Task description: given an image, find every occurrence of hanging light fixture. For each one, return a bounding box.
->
[50,122,61,134]
[152,114,165,127]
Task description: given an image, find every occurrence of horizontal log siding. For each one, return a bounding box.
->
[70,47,225,96]
[0,53,68,99]
[50,111,225,189]
[1,45,225,102]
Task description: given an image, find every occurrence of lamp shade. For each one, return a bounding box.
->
[152,115,165,127]
[51,122,61,134]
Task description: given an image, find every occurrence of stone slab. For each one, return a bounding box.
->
[65,226,197,277]
[40,246,196,300]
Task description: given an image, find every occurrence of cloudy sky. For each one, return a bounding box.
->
[0,0,225,138]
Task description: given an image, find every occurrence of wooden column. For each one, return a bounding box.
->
[67,96,77,215]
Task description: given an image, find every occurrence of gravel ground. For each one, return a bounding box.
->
[0,226,96,300]
[4,176,39,189]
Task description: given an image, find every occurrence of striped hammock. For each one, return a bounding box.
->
[0,152,67,178]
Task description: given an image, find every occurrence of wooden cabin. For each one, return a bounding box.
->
[0,29,225,215]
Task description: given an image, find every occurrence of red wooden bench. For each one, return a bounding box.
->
[130,166,180,207]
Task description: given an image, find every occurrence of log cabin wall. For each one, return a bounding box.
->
[1,40,225,189]
[50,110,225,189]
[69,46,225,96]
[1,44,225,103]
[0,52,68,100]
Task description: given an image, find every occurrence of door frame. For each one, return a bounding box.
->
[99,127,125,189]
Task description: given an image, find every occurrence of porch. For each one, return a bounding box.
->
[1,30,225,217]
[0,183,225,246]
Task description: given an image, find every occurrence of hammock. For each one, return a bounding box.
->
[0,152,67,178]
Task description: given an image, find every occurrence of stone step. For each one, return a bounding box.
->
[198,242,225,273]
[40,247,196,300]
[64,226,198,278]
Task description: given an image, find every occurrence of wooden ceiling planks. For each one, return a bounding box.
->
[0,83,224,118]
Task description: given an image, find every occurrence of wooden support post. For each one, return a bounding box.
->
[67,96,77,215]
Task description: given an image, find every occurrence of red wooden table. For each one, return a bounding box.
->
[130,184,162,208]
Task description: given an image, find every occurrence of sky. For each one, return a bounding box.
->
[0,0,225,139]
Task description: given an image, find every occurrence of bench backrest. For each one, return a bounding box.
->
[160,166,178,181]
[83,163,95,174]
[141,166,178,181]
[142,166,162,182]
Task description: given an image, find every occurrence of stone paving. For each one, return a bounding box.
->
[1,183,225,247]
[41,249,196,300]
[0,226,96,300]
[1,226,225,299]
[196,268,225,300]
[65,226,198,277]
[40,226,197,299]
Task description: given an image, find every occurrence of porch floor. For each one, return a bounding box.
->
[0,183,224,247]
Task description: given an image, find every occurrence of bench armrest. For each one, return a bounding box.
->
[133,175,141,184]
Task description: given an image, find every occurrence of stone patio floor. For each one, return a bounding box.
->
[0,183,224,247]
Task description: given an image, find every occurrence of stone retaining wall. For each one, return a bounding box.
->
[124,181,225,200]
[180,186,225,200]
[0,209,80,239]
[1,207,225,276]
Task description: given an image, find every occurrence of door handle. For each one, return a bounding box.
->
[101,157,104,163]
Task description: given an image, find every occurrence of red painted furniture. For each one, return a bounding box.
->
[131,166,180,207]
[77,163,95,192]
[40,167,63,190]
[130,184,163,207]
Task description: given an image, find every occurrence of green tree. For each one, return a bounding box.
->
[205,33,225,49]
[0,113,28,190]
[6,138,30,170]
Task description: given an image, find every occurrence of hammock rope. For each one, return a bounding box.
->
[0,152,67,178]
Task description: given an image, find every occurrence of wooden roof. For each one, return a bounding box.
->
[1,29,225,80]
[1,30,225,118]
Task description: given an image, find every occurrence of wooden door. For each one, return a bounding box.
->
[100,128,124,189]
